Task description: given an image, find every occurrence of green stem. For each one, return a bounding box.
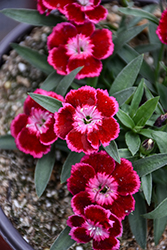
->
[155,43,164,84]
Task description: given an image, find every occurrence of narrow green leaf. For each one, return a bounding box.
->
[152,131,167,153]
[118,44,155,83]
[61,152,85,183]
[125,131,141,156]
[112,87,136,107]
[0,135,17,150]
[54,67,83,96]
[154,183,167,245]
[0,8,64,26]
[35,145,56,197]
[50,226,75,250]
[116,109,135,129]
[103,140,120,164]
[141,173,152,206]
[11,43,53,75]
[128,192,147,249]
[28,93,62,113]
[118,148,132,158]
[152,168,167,186]
[86,76,98,88]
[119,7,159,25]
[129,79,144,117]
[133,96,159,127]
[143,197,167,219]
[41,71,63,91]
[109,55,143,95]
[133,153,167,177]
[113,24,147,56]
[135,43,161,54]
[127,4,158,28]
[144,83,164,114]
[157,82,167,110]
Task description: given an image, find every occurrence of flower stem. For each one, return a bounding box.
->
[155,43,164,84]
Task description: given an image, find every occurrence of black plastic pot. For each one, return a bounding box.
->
[0,206,35,250]
[0,23,33,65]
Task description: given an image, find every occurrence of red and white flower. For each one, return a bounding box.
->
[54,86,119,154]
[37,0,51,15]
[47,22,114,79]
[10,89,64,158]
[39,0,107,24]
[156,8,167,44]
[67,204,122,250]
[37,0,70,15]
[64,0,108,24]
[67,151,140,219]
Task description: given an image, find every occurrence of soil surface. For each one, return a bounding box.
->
[1,3,167,250]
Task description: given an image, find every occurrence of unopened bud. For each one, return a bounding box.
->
[154,113,167,127]
[140,139,154,155]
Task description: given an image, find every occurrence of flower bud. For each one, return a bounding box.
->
[140,138,154,155]
[154,113,167,127]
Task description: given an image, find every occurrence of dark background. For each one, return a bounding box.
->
[0,0,36,42]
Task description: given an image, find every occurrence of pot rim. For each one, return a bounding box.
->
[0,206,35,250]
[0,23,33,65]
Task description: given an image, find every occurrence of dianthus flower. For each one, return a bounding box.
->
[47,22,114,79]
[10,89,64,158]
[156,8,167,44]
[67,204,122,250]
[41,0,107,24]
[37,0,50,15]
[67,151,140,220]
[37,0,69,15]
[54,86,119,154]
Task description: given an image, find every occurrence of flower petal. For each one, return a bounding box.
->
[85,5,108,23]
[65,85,96,108]
[47,22,77,50]
[112,158,141,196]
[54,104,75,139]
[67,56,102,79]
[109,195,135,220]
[109,213,122,237]
[43,0,72,13]
[48,46,69,75]
[93,237,120,250]
[67,214,85,227]
[16,127,50,158]
[76,21,95,37]
[65,3,86,24]
[84,204,111,225]
[40,116,58,145]
[96,89,119,117]
[67,163,95,195]
[87,130,100,150]
[71,191,92,215]
[91,29,114,59]
[66,129,97,154]
[81,151,115,175]
[156,9,167,44]
[70,227,92,243]
[10,114,28,138]
[98,117,120,147]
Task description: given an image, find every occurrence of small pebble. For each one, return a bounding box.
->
[76,246,84,250]
[18,62,27,72]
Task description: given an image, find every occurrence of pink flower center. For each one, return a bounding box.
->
[77,0,94,7]
[66,34,94,58]
[84,220,110,241]
[73,105,102,133]
[26,107,52,134]
[86,172,118,206]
